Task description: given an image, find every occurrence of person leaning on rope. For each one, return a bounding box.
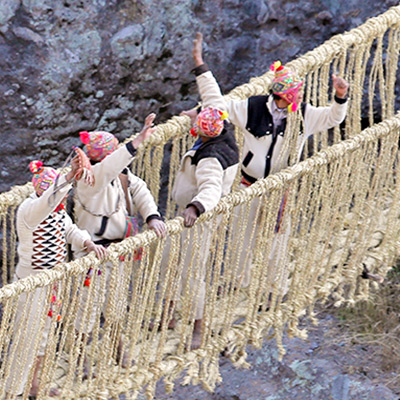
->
[190,32,349,184]
[6,158,106,399]
[73,113,166,244]
[157,36,239,350]
[71,113,166,369]
[188,32,349,292]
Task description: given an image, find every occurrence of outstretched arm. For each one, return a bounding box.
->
[88,114,157,193]
[182,158,224,227]
[303,74,349,139]
[191,33,227,112]
[128,173,166,238]
[190,32,249,130]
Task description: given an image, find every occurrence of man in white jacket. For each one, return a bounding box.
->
[190,33,349,292]
[159,36,239,350]
[73,113,165,245]
[7,158,106,399]
[72,114,166,366]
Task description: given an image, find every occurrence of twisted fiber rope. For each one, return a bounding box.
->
[0,4,399,211]
[0,4,398,230]
[104,110,398,396]
[0,113,398,399]
[3,121,398,396]
[0,6,400,399]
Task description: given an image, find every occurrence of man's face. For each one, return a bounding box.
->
[274,85,304,110]
[275,97,290,109]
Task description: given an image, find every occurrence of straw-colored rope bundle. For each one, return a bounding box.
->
[1,5,400,399]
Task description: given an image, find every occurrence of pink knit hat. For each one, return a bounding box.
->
[79,131,119,162]
[190,107,229,138]
[270,61,303,112]
[29,160,58,197]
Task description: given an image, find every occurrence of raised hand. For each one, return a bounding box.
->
[66,155,80,182]
[143,113,156,132]
[332,74,349,99]
[193,32,204,67]
[132,113,157,148]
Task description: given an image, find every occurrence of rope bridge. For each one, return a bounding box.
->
[1,5,400,399]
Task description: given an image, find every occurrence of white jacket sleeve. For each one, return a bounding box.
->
[128,173,160,220]
[190,158,224,213]
[87,145,136,195]
[196,70,249,130]
[21,175,72,230]
[225,97,250,131]
[64,214,91,253]
[303,99,348,139]
[196,70,227,111]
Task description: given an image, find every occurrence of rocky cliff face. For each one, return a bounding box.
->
[0,0,398,192]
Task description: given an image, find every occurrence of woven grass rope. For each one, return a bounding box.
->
[1,5,400,399]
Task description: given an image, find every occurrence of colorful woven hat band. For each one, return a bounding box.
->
[79,131,119,162]
[190,107,229,138]
[29,160,58,196]
[270,61,303,112]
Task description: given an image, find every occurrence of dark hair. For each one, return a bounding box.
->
[272,93,281,101]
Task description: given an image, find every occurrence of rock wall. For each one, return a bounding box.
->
[0,0,398,192]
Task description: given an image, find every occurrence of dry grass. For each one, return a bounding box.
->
[329,264,400,393]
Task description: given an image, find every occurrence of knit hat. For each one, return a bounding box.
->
[190,107,229,138]
[30,160,58,197]
[79,131,119,162]
[270,61,303,112]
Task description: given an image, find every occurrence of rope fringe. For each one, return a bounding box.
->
[1,5,400,398]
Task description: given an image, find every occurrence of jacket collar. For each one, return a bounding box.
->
[267,95,288,125]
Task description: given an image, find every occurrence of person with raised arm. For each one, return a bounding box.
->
[72,113,166,367]
[189,32,348,294]
[7,157,106,399]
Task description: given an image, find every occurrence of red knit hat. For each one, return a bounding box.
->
[190,107,229,138]
[79,131,119,161]
[270,61,303,112]
[29,161,58,197]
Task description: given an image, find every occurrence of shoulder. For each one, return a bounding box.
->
[246,95,273,136]
[247,95,270,115]
[192,130,239,169]
[249,95,269,105]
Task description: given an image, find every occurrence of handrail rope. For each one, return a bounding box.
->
[1,5,400,210]
[1,112,399,301]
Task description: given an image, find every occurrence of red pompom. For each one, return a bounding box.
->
[29,160,43,174]
[84,278,91,287]
[48,310,53,318]
[190,127,198,137]
[79,131,91,144]
[270,60,282,72]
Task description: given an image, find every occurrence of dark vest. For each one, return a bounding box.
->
[243,95,307,180]
[191,129,239,169]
